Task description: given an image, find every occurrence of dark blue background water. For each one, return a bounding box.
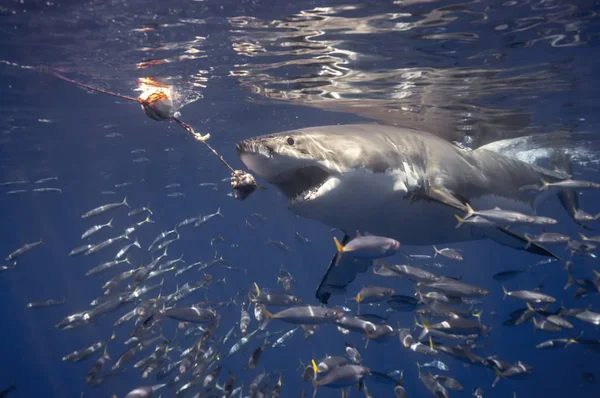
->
[1,0,600,397]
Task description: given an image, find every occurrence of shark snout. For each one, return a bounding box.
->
[236,139,277,180]
[236,139,271,157]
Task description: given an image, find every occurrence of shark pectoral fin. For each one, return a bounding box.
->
[408,182,467,213]
[483,227,560,259]
[316,234,371,304]
[427,187,468,213]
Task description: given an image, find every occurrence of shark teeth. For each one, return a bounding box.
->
[290,186,320,206]
[289,177,340,206]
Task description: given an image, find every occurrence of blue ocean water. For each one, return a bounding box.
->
[1,0,600,397]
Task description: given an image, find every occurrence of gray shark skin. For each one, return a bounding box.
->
[237,124,566,245]
[236,124,566,302]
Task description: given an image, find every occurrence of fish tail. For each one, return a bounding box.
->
[524,234,532,249]
[311,359,319,375]
[492,376,500,388]
[122,196,130,208]
[573,330,584,343]
[564,271,574,290]
[103,343,110,360]
[247,290,256,304]
[254,282,261,296]
[539,179,550,191]
[501,284,508,300]
[432,245,438,257]
[311,360,321,396]
[492,367,503,388]
[578,233,587,241]
[465,202,475,217]
[259,306,274,330]
[420,314,431,330]
[417,327,428,341]
[454,214,464,228]
[429,336,435,350]
[333,236,345,253]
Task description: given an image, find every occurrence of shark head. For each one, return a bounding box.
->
[236,128,349,207]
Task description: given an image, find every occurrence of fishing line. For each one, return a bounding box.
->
[0,60,263,200]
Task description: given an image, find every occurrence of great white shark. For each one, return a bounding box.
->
[236,124,570,302]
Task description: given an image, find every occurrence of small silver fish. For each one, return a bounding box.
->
[525,232,570,247]
[268,239,293,253]
[541,179,600,191]
[81,197,129,218]
[433,246,463,261]
[34,177,58,184]
[115,238,141,260]
[81,218,114,240]
[26,298,66,308]
[6,189,28,195]
[421,359,449,371]
[132,157,151,163]
[294,232,311,243]
[6,239,43,261]
[334,233,400,260]
[32,187,62,193]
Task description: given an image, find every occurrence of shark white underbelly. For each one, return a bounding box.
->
[291,167,535,245]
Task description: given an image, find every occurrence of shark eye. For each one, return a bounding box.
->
[287,137,295,145]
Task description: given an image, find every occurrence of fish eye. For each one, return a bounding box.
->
[287,137,295,145]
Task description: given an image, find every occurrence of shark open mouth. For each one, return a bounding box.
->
[270,165,332,205]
